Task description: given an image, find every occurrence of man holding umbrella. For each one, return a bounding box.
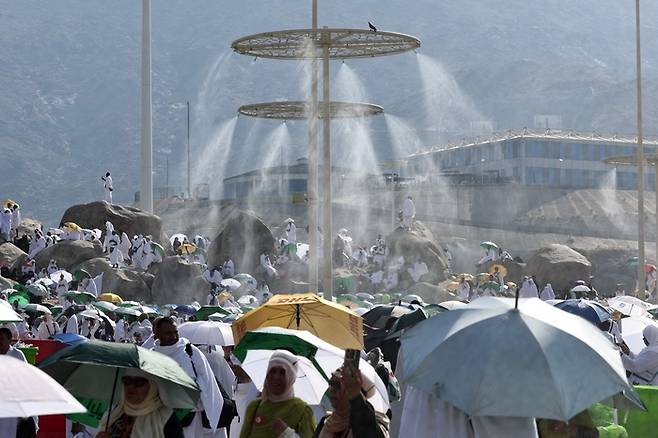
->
[153,317,225,438]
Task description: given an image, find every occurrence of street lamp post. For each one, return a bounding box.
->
[140,0,153,213]
[635,0,646,296]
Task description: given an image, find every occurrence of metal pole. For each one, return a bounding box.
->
[321,27,333,299]
[655,158,658,302]
[636,0,646,296]
[187,101,191,199]
[140,0,153,213]
[166,156,169,198]
[307,0,319,294]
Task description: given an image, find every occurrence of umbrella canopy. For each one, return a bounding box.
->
[456,273,475,282]
[151,242,166,258]
[620,316,658,354]
[446,281,460,292]
[237,295,258,306]
[178,321,235,346]
[3,199,18,209]
[8,293,29,307]
[234,327,389,412]
[21,303,52,315]
[402,294,424,304]
[50,305,63,316]
[233,293,364,349]
[119,301,141,308]
[554,299,611,325]
[175,305,197,315]
[113,306,142,317]
[98,293,123,304]
[178,243,197,255]
[234,273,258,291]
[39,340,199,410]
[63,222,82,232]
[65,291,96,303]
[362,305,413,329]
[92,301,118,314]
[570,285,591,293]
[49,270,73,283]
[0,300,23,323]
[609,296,658,317]
[0,355,86,418]
[356,293,375,302]
[169,233,187,245]
[645,263,657,273]
[488,264,508,277]
[220,278,241,291]
[73,269,92,282]
[437,300,468,310]
[479,281,502,292]
[195,306,230,321]
[400,297,641,421]
[27,283,49,297]
[480,241,498,250]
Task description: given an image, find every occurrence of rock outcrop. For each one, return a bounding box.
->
[207,210,276,275]
[525,244,592,293]
[151,256,207,304]
[34,240,103,270]
[73,257,152,302]
[406,282,458,304]
[16,218,43,240]
[60,201,168,247]
[385,222,449,284]
[0,243,27,271]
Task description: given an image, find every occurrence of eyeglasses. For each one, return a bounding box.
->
[121,376,148,388]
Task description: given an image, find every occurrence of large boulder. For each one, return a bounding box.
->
[385,221,449,284]
[34,240,103,270]
[268,277,310,294]
[576,247,636,297]
[60,201,168,247]
[207,210,276,275]
[16,218,42,240]
[525,244,592,294]
[73,258,152,302]
[151,257,207,305]
[0,276,16,289]
[0,243,27,271]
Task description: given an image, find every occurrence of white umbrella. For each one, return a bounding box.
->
[242,349,328,405]
[237,295,258,306]
[0,355,86,417]
[399,297,641,421]
[609,296,657,317]
[621,316,658,354]
[220,278,241,291]
[76,309,101,320]
[437,300,468,310]
[0,300,23,323]
[570,285,591,293]
[178,321,234,346]
[49,270,73,283]
[169,233,187,245]
[296,243,310,259]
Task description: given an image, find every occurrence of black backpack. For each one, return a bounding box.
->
[184,343,238,430]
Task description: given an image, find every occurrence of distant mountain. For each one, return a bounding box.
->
[2,0,658,225]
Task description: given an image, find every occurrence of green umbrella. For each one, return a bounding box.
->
[92,301,118,314]
[119,301,141,308]
[8,293,29,307]
[65,291,97,303]
[27,283,49,297]
[73,269,92,282]
[195,306,229,321]
[151,242,166,258]
[50,305,64,316]
[480,281,502,292]
[39,340,200,429]
[480,241,499,250]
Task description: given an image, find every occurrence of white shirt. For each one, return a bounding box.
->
[104,175,113,190]
[2,346,27,362]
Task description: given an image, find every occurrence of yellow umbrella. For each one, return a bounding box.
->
[178,243,197,255]
[64,222,82,232]
[488,264,508,277]
[3,199,18,209]
[477,272,491,281]
[217,292,234,304]
[506,282,517,289]
[447,281,460,292]
[232,293,364,350]
[98,293,123,304]
[456,273,474,282]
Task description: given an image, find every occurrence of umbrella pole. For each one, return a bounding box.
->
[106,368,120,432]
[514,288,520,309]
[296,304,301,329]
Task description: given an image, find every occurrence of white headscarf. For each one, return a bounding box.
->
[643,325,658,353]
[98,369,172,438]
[262,350,298,402]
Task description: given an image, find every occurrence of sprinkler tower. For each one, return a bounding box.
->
[231,5,420,299]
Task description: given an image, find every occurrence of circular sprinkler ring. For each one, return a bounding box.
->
[238,101,384,120]
[231,28,420,60]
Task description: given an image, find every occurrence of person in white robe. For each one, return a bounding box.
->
[65,312,79,335]
[102,221,114,253]
[519,276,539,298]
[56,274,69,306]
[539,283,555,301]
[407,259,429,283]
[46,259,59,276]
[120,232,132,263]
[399,385,473,438]
[457,277,471,301]
[285,219,297,245]
[101,171,113,203]
[0,208,12,241]
[28,232,46,259]
[401,196,415,229]
[203,267,223,292]
[491,266,505,286]
[222,259,235,277]
[10,204,21,239]
[259,253,278,278]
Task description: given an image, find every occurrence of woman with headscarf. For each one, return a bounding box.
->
[539,283,555,301]
[620,325,658,385]
[313,366,389,438]
[96,369,183,438]
[240,350,315,438]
